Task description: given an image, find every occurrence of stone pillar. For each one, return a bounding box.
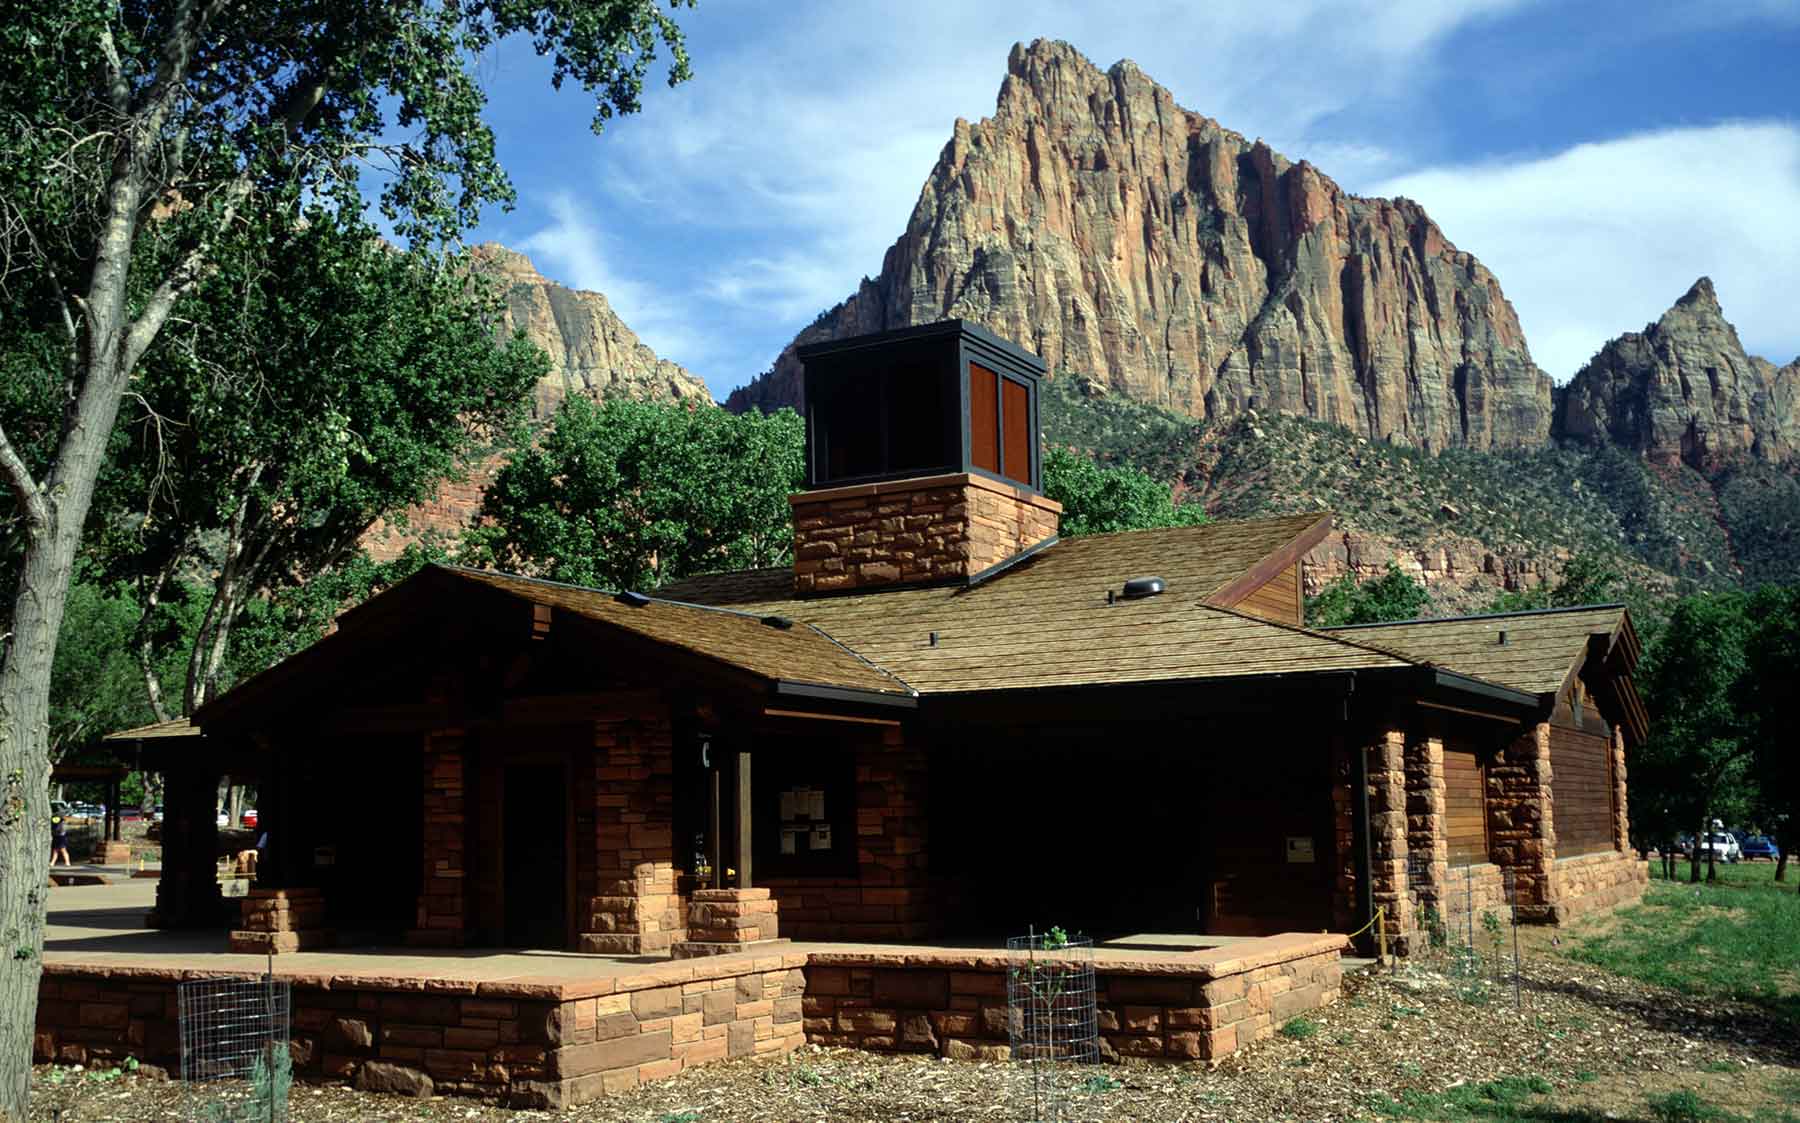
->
[672,888,783,958]
[408,731,467,946]
[583,699,679,955]
[1365,728,1413,949]
[230,886,333,953]
[1611,725,1631,853]
[147,764,224,928]
[1404,732,1449,938]
[1487,723,1558,922]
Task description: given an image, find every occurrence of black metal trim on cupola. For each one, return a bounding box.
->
[798,319,1046,494]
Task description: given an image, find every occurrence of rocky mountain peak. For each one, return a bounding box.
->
[729,40,1552,452]
[1555,279,1797,469]
[469,242,711,417]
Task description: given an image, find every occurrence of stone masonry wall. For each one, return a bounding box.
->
[790,473,1060,593]
[1487,723,1557,921]
[805,935,1344,1063]
[586,695,681,955]
[410,731,467,946]
[762,726,929,940]
[38,938,1343,1107]
[1550,851,1648,921]
[36,954,807,1110]
[1404,733,1449,922]
[1365,728,1414,949]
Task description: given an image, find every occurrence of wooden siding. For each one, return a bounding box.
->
[1235,563,1301,626]
[1444,749,1489,865]
[1551,724,1616,856]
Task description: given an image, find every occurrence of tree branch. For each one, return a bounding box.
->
[0,420,48,532]
[96,25,132,114]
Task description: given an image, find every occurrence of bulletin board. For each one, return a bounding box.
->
[753,739,857,878]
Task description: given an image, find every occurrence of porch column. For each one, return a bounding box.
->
[1486,722,1558,921]
[582,699,678,954]
[1404,732,1449,925]
[147,764,224,928]
[1364,727,1413,950]
[408,730,468,946]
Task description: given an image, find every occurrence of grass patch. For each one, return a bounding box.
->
[1363,1074,1611,1121]
[1279,1015,1321,1040]
[1647,1088,1731,1123]
[1078,1073,1123,1094]
[1562,861,1800,1031]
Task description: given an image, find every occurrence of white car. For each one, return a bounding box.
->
[1697,832,1741,863]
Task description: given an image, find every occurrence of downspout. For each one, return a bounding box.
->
[1347,673,1376,953]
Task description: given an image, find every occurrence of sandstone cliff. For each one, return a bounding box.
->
[364,246,712,560]
[471,243,712,416]
[729,39,1553,452]
[1555,277,1799,469]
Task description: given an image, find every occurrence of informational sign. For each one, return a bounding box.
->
[1285,836,1316,864]
[779,787,825,821]
[810,825,833,851]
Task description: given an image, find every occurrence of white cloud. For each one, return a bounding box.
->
[1371,122,1800,378]
[557,0,1537,381]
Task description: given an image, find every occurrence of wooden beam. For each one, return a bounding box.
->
[709,766,722,892]
[736,749,753,890]
[762,707,902,727]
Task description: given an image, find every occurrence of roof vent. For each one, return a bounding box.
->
[760,614,795,630]
[614,590,652,608]
[1120,576,1166,600]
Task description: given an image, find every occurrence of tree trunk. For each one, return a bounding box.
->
[1690,818,1703,884]
[1777,845,1788,884]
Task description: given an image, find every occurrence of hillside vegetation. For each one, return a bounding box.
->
[1040,374,1798,612]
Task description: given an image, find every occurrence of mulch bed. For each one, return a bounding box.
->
[31,952,1798,1122]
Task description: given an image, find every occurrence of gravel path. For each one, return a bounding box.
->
[31,954,1798,1122]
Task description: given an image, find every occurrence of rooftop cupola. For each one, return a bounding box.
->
[791,320,1061,594]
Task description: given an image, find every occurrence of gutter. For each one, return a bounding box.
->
[1424,667,1540,712]
[773,680,920,709]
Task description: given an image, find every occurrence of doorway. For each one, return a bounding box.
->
[502,762,569,948]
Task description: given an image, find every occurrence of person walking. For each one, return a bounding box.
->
[50,810,71,867]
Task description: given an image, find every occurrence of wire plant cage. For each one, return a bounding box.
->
[1007,928,1100,1123]
[1407,858,1524,1011]
[179,972,293,1122]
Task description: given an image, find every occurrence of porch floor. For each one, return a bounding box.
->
[46,880,1328,995]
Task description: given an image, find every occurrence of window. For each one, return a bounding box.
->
[970,361,1033,484]
[1550,726,1617,856]
[808,344,957,485]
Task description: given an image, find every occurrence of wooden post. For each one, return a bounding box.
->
[709,766,722,891]
[736,749,753,890]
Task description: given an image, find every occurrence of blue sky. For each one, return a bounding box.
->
[454,0,1800,401]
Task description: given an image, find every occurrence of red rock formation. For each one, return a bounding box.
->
[730,39,1553,452]
[1555,277,1799,469]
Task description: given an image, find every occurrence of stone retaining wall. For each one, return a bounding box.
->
[37,936,1344,1107]
[35,953,808,1110]
[804,933,1344,1064]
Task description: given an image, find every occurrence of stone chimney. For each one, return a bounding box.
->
[790,321,1062,595]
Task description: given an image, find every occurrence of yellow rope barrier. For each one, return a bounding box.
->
[1343,905,1387,942]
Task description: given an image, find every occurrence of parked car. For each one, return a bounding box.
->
[215,810,229,828]
[1741,836,1780,861]
[241,808,258,829]
[1697,832,1742,863]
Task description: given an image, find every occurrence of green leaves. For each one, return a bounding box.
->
[467,400,806,592]
[1304,563,1432,627]
[1040,446,1208,537]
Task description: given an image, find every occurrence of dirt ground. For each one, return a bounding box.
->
[29,947,1800,1122]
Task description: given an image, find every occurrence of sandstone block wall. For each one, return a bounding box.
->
[231,887,332,955]
[1549,852,1648,922]
[410,732,468,946]
[762,726,929,939]
[804,937,1343,1063]
[1487,723,1557,921]
[790,473,1060,594]
[585,699,681,955]
[35,955,808,1110]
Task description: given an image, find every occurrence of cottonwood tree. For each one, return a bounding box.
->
[465,399,805,590]
[1742,584,1800,890]
[1304,562,1433,628]
[0,4,688,1114]
[112,214,544,719]
[1635,591,1755,884]
[1040,446,1209,537]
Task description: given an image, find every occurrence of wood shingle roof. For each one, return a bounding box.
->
[1324,605,1635,696]
[655,514,1414,694]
